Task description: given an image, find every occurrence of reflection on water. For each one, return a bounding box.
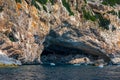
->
[0,65,120,80]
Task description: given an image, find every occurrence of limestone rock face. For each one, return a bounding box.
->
[43,0,120,64]
[0,0,120,65]
[0,0,50,64]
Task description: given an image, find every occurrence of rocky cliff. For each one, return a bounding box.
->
[0,0,50,65]
[0,0,120,65]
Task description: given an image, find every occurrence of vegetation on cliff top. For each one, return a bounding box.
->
[15,0,119,30]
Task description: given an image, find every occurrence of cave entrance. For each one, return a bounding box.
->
[41,44,99,64]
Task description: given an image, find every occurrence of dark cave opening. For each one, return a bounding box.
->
[41,44,99,64]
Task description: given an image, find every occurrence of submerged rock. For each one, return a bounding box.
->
[98,64,104,68]
[50,63,56,66]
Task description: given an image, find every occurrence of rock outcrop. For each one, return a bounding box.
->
[0,50,21,66]
[0,0,120,65]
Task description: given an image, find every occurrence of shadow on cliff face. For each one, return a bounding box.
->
[40,21,111,64]
[41,44,99,64]
[41,29,99,64]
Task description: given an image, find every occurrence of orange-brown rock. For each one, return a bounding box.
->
[0,0,50,64]
[0,0,120,65]
[69,57,90,64]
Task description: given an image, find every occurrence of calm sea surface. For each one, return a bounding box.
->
[0,65,120,80]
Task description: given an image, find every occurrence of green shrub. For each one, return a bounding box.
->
[118,11,120,19]
[62,0,74,16]
[0,6,3,12]
[102,0,120,6]
[82,7,96,21]
[49,0,54,5]
[36,0,48,5]
[31,0,41,10]
[15,0,22,3]
[84,0,87,4]
[43,5,47,12]
[96,13,110,30]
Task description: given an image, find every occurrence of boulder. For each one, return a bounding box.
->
[69,57,90,64]
[111,58,120,65]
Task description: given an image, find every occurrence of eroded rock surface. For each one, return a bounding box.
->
[0,50,21,66]
[43,0,120,64]
[0,0,120,65]
[0,0,50,64]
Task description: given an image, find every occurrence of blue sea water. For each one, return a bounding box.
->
[0,65,120,80]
